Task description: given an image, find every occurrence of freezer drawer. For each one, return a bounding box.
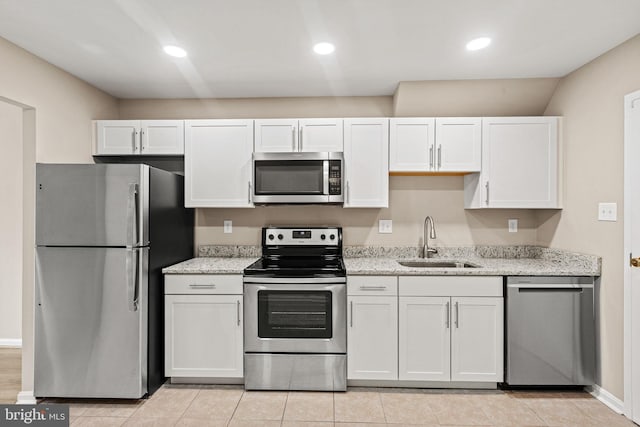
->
[35,246,148,398]
[505,276,595,386]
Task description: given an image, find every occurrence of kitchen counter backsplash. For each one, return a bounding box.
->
[198,245,261,258]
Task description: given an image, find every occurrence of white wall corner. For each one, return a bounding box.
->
[0,339,22,347]
[587,384,625,414]
[16,391,36,405]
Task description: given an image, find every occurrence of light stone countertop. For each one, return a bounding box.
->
[344,257,599,276]
[162,257,259,274]
[162,245,601,277]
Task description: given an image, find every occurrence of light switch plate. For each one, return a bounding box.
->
[508,219,518,233]
[223,220,233,233]
[379,219,392,234]
[598,203,617,221]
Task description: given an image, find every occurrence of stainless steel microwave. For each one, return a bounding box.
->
[252,152,344,204]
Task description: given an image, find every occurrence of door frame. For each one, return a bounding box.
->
[624,88,640,420]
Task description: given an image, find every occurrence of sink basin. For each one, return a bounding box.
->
[397,260,479,268]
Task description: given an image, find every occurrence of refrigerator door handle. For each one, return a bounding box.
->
[126,248,139,311]
[127,183,139,247]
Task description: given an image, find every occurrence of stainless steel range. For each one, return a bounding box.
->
[243,226,347,391]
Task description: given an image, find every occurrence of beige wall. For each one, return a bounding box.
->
[393,78,560,117]
[0,36,119,399]
[195,177,538,248]
[541,34,640,399]
[0,101,23,342]
[118,96,393,119]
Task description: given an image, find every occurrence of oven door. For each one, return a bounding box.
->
[244,280,346,354]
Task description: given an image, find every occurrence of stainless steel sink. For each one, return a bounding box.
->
[397,260,480,268]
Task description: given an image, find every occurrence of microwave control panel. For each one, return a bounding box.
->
[328,160,342,195]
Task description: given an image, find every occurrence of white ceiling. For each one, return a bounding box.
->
[1,0,639,99]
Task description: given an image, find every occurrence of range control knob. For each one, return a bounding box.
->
[278,234,284,240]
[329,234,336,240]
[268,234,275,240]
[320,234,326,240]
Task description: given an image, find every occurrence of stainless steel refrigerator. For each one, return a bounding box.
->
[34,163,194,399]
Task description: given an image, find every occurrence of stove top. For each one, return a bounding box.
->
[243,226,345,278]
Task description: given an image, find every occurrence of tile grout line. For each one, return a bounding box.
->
[280,391,289,426]
[225,388,244,426]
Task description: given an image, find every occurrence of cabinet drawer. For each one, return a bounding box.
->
[348,276,397,296]
[399,276,502,297]
[165,274,243,295]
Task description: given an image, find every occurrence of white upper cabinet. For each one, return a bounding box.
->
[254,119,298,152]
[389,118,480,172]
[465,117,560,209]
[140,120,185,155]
[343,118,389,208]
[435,118,481,172]
[254,118,343,152]
[298,118,343,152]
[389,118,435,172]
[184,119,254,208]
[94,120,184,156]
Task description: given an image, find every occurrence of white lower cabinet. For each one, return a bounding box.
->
[164,275,243,378]
[398,276,504,383]
[347,276,398,380]
[398,296,450,381]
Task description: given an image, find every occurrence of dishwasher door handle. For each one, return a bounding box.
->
[516,287,585,293]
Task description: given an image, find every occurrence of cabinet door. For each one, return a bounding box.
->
[399,296,450,381]
[343,118,389,208]
[254,119,298,152]
[481,117,559,208]
[94,120,140,155]
[165,294,243,378]
[140,120,184,155]
[450,297,503,382]
[298,118,343,152]
[185,120,254,208]
[389,118,434,172]
[435,118,481,172]
[347,295,398,380]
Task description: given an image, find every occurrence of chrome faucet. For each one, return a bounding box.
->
[423,216,437,258]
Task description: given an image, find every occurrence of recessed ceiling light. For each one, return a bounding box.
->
[313,42,335,55]
[466,37,491,51]
[163,45,187,58]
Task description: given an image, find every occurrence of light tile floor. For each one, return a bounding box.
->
[40,384,635,427]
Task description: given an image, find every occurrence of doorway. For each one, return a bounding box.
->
[624,88,640,423]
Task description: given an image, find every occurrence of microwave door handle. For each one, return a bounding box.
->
[323,161,329,195]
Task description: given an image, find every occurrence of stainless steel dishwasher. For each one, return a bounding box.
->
[505,276,595,386]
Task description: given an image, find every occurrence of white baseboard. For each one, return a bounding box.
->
[588,384,625,414]
[0,339,22,348]
[16,391,36,405]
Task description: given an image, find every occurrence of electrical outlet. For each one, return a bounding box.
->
[378,219,392,234]
[598,203,617,221]
[223,220,233,233]
[508,219,518,233]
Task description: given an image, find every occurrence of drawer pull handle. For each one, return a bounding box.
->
[359,286,386,290]
[189,284,216,289]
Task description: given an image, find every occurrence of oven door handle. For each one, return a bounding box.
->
[243,277,346,284]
